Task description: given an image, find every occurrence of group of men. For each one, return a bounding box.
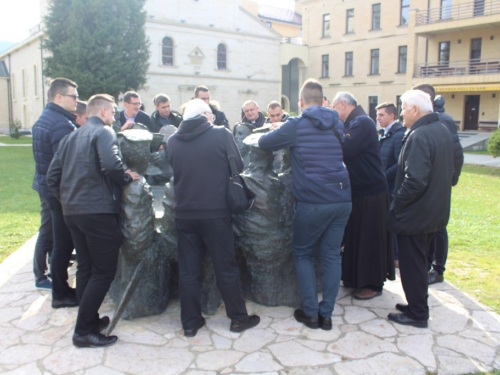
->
[32,74,462,348]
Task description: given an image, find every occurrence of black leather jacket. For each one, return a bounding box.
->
[388,112,454,235]
[47,116,132,216]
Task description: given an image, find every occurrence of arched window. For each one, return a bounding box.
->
[162,37,173,66]
[217,43,226,70]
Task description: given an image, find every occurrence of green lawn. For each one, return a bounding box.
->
[0,136,33,145]
[464,149,492,156]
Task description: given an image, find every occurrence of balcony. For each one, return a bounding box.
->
[414,58,500,78]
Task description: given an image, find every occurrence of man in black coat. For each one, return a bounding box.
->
[412,84,464,285]
[47,94,139,347]
[119,91,151,130]
[194,85,229,128]
[387,89,454,328]
[149,93,183,131]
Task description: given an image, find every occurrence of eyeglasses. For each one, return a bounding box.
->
[127,102,142,106]
[63,94,79,100]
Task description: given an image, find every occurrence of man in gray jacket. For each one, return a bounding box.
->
[47,94,139,348]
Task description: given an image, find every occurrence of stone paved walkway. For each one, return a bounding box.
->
[1,235,499,375]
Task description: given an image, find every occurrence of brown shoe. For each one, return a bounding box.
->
[354,288,382,300]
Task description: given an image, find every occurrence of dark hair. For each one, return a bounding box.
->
[194,85,209,98]
[123,91,140,103]
[300,79,323,106]
[75,100,87,115]
[47,77,77,102]
[375,102,397,116]
[412,83,436,102]
[267,101,282,110]
[153,94,170,106]
[87,94,114,116]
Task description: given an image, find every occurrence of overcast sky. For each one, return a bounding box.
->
[0,0,295,45]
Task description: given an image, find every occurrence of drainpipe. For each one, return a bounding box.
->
[425,0,430,63]
[7,54,13,132]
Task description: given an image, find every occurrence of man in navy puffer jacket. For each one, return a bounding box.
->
[32,77,78,308]
[259,79,352,331]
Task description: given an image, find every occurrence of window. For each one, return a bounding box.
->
[22,69,26,99]
[470,38,482,62]
[322,54,329,78]
[345,52,353,76]
[33,65,38,97]
[398,46,407,73]
[12,73,16,101]
[372,4,381,30]
[217,43,227,70]
[400,0,410,25]
[323,14,330,37]
[441,0,452,19]
[439,41,450,66]
[396,95,402,120]
[346,9,354,34]
[370,49,379,74]
[369,96,378,122]
[265,21,272,28]
[474,0,485,16]
[162,37,173,66]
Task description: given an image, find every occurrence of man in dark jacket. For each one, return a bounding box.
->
[47,94,139,348]
[259,79,352,331]
[332,92,395,300]
[387,89,454,328]
[149,93,183,131]
[167,99,260,337]
[265,101,290,124]
[32,77,78,302]
[119,91,151,130]
[241,100,266,128]
[194,85,229,128]
[413,84,464,285]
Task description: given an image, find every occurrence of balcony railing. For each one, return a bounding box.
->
[416,0,500,26]
[281,37,304,45]
[413,57,500,77]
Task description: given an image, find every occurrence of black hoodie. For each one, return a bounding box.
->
[167,115,244,219]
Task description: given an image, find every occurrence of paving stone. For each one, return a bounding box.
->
[432,288,487,311]
[43,345,104,374]
[287,368,334,375]
[196,350,245,371]
[296,339,327,351]
[275,335,295,343]
[184,371,217,375]
[235,352,284,373]
[166,338,190,348]
[0,308,23,325]
[8,272,36,284]
[269,317,302,336]
[205,315,240,339]
[340,324,358,333]
[134,313,182,335]
[268,341,341,367]
[371,307,399,320]
[233,329,276,353]
[336,296,352,306]
[212,333,232,350]
[429,305,469,334]
[351,291,399,310]
[0,292,29,309]
[472,311,500,332]
[192,346,212,352]
[48,307,78,327]
[84,365,127,375]
[460,328,500,347]
[334,352,424,374]
[0,344,51,365]
[0,280,38,293]
[21,324,72,345]
[182,327,212,346]
[327,331,398,359]
[250,305,293,319]
[0,327,25,346]
[301,326,341,342]
[13,313,50,331]
[105,343,193,375]
[433,346,462,357]
[113,323,168,345]
[1,362,42,375]
[344,306,377,324]
[436,355,491,375]
[397,334,436,368]
[333,305,344,316]
[359,318,398,337]
[437,335,496,364]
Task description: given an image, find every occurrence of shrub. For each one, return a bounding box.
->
[9,120,23,139]
[487,129,500,158]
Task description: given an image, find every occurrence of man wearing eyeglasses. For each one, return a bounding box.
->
[119,91,151,130]
[32,77,79,308]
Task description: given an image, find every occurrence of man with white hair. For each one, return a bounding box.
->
[167,99,260,337]
[387,89,454,328]
[331,92,394,300]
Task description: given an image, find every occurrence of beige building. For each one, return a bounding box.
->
[299,0,500,131]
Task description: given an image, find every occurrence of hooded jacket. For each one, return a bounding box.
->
[342,105,387,198]
[258,106,351,204]
[149,109,183,131]
[167,115,243,219]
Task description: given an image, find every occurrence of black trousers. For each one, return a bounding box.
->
[33,194,53,283]
[175,217,248,330]
[65,214,121,336]
[397,233,435,321]
[47,197,74,299]
[428,227,448,275]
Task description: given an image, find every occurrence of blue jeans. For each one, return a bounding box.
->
[293,201,352,318]
[33,194,53,283]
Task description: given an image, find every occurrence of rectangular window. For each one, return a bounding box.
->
[322,54,329,78]
[441,0,452,19]
[346,9,354,34]
[439,41,451,66]
[22,69,26,99]
[400,0,410,25]
[474,0,485,16]
[398,46,407,73]
[372,4,381,30]
[470,38,482,62]
[345,52,353,76]
[323,14,330,37]
[368,96,378,122]
[396,95,402,120]
[12,73,16,101]
[370,49,379,74]
[34,65,38,97]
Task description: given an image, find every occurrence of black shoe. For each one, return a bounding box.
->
[52,294,79,309]
[230,315,260,333]
[319,315,332,331]
[98,316,110,332]
[395,303,408,313]
[294,309,319,329]
[73,331,118,348]
[184,317,206,338]
[428,269,444,285]
[388,313,428,328]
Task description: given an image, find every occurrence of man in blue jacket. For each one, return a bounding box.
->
[32,78,78,306]
[259,79,352,331]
